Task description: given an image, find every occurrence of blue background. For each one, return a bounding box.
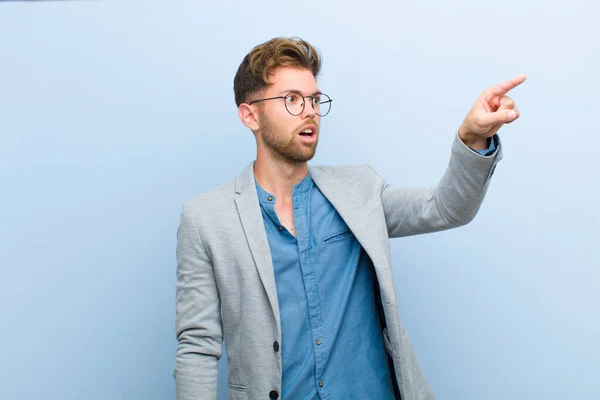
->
[1,1,598,399]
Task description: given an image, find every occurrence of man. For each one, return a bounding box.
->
[175,37,524,400]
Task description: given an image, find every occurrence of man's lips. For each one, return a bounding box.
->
[297,124,317,137]
[298,130,317,144]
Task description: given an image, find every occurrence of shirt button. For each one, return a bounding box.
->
[267,196,273,201]
[273,341,280,352]
[318,381,324,388]
[269,390,279,399]
[278,225,284,231]
[315,338,321,345]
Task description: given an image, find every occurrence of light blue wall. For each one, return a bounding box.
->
[1,1,598,399]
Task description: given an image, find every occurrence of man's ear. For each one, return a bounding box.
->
[238,104,260,132]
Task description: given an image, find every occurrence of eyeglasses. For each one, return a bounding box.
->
[248,92,333,116]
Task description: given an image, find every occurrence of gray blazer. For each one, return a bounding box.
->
[175,133,502,400]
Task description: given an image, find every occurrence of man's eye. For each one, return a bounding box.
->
[286,93,300,103]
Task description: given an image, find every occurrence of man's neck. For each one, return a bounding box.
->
[253,155,308,200]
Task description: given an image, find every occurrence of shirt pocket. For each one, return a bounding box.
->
[320,211,355,244]
[322,229,354,243]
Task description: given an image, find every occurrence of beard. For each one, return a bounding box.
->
[259,115,318,164]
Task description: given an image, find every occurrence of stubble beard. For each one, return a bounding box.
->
[259,115,318,164]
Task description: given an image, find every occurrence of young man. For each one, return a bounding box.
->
[175,37,525,400]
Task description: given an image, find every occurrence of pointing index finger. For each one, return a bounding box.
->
[488,74,527,97]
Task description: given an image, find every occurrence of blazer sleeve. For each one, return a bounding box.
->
[174,203,222,400]
[368,132,503,238]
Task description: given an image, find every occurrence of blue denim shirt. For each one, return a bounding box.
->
[256,175,395,399]
[255,136,496,399]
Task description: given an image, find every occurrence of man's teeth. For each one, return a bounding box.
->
[301,129,312,135]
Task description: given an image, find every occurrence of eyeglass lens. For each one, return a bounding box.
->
[284,93,332,116]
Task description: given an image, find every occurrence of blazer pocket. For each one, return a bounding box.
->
[228,383,247,392]
[322,229,354,243]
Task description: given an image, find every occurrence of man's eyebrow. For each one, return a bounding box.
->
[278,89,322,96]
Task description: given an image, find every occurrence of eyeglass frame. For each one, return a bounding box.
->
[247,91,333,116]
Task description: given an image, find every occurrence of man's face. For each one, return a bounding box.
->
[254,67,321,163]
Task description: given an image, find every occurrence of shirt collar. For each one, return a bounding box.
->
[254,173,313,204]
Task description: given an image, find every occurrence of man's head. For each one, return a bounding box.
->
[234,37,329,164]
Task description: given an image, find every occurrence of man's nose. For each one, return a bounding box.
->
[301,98,317,119]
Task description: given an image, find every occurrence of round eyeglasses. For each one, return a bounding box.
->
[248,92,332,117]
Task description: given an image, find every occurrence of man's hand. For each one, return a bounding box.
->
[458,74,527,150]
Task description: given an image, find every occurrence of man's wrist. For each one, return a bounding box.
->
[458,128,489,151]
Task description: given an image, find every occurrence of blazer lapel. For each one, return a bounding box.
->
[234,162,281,330]
[309,166,387,269]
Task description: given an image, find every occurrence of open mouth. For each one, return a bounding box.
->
[298,126,316,137]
